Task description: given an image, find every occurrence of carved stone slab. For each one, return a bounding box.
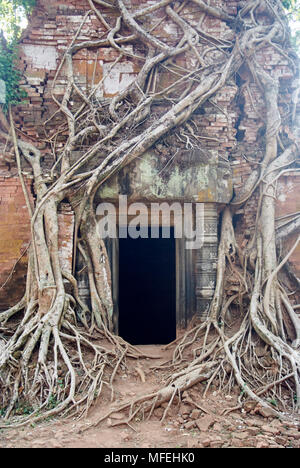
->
[96,149,233,204]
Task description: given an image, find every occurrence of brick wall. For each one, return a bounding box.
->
[276,173,300,274]
[0,162,75,310]
[0,172,32,309]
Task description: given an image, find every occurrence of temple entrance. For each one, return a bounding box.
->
[118,229,176,345]
[102,203,218,341]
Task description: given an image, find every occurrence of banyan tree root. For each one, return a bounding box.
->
[0,0,300,426]
[86,316,299,430]
[86,360,218,430]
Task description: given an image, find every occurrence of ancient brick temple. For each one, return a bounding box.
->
[0,0,299,342]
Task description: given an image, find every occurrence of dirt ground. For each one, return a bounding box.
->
[0,342,299,449]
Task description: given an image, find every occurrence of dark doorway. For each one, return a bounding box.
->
[119,229,176,345]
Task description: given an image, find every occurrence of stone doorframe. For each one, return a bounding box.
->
[104,203,219,333]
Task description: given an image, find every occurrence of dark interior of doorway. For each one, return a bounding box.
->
[119,228,176,345]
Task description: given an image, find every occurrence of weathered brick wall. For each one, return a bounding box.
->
[0,167,75,309]
[276,173,300,273]
[14,0,240,140]
[0,0,299,309]
[0,167,32,309]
